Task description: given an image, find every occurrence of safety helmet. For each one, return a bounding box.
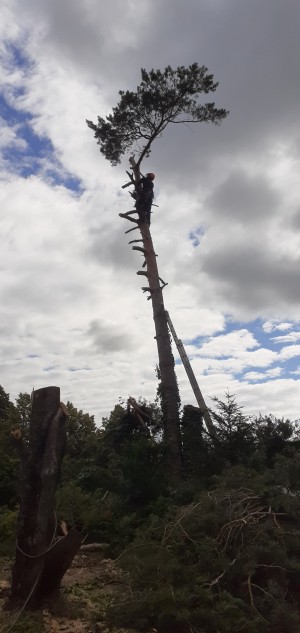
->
[146,172,155,180]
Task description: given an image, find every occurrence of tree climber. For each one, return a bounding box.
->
[124,172,155,225]
[135,172,155,225]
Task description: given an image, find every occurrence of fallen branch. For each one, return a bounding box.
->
[80,543,109,552]
[205,558,236,589]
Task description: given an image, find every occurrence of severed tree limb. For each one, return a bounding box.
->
[127,397,151,436]
[137,271,149,277]
[80,543,109,552]
[247,575,254,607]
[128,239,143,244]
[142,287,152,293]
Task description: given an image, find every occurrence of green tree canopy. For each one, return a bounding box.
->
[87,63,228,166]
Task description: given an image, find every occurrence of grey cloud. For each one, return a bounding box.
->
[206,171,278,223]
[15,0,300,190]
[87,319,131,353]
[200,246,300,313]
[87,221,139,271]
[290,209,300,230]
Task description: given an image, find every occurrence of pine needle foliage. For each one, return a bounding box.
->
[87,63,228,166]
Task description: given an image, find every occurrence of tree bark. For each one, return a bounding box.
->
[129,159,182,479]
[8,386,83,608]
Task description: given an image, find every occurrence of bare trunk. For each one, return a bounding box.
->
[8,386,84,609]
[129,159,182,479]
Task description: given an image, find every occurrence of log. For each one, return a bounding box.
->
[8,387,82,608]
[80,543,109,552]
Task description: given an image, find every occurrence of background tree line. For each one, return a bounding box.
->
[1,382,300,631]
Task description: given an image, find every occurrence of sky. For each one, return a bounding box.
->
[1,0,300,423]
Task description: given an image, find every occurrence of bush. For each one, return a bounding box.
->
[106,468,300,633]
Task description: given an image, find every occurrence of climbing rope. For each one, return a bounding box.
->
[4,512,58,633]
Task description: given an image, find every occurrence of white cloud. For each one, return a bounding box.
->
[263,320,294,333]
[0,120,27,151]
[272,331,300,344]
[279,345,300,361]
[195,329,259,358]
[1,0,300,422]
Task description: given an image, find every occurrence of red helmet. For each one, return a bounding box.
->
[146,172,155,180]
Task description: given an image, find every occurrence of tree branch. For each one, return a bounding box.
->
[119,213,139,224]
[132,246,147,255]
[125,226,139,234]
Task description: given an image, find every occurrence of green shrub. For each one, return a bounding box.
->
[0,507,17,556]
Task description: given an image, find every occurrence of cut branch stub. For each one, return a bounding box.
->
[128,239,143,244]
[119,213,139,224]
[125,226,139,234]
[132,246,147,255]
[137,270,149,277]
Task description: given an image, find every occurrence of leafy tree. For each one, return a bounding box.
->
[254,414,297,467]
[0,384,10,420]
[59,401,100,494]
[65,401,97,457]
[0,385,19,508]
[87,65,228,479]
[14,392,31,442]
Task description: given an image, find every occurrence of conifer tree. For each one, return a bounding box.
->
[87,64,228,478]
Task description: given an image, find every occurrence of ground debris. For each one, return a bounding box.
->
[1,554,131,633]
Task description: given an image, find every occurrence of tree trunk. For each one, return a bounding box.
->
[8,386,83,609]
[129,159,182,479]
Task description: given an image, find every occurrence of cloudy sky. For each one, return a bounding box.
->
[1,0,300,423]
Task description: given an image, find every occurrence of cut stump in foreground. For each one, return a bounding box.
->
[8,386,84,609]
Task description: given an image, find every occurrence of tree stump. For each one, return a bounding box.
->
[8,386,84,608]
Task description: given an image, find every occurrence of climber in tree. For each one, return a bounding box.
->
[132,172,155,225]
